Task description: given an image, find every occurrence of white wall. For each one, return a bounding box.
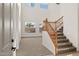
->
[42,31,55,55]
[21,3,48,35]
[21,3,79,51]
[78,4,79,50]
[19,3,79,51]
[60,3,79,50]
[47,3,60,22]
[21,3,60,36]
[13,4,17,48]
[13,4,21,49]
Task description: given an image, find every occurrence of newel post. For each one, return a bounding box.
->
[43,18,48,31]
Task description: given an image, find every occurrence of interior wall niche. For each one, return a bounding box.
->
[25,22,36,33]
[24,21,43,33]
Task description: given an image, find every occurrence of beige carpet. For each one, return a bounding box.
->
[16,36,53,56]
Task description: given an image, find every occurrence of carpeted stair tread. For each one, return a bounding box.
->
[57,36,66,39]
[57,46,76,54]
[56,26,76,55]
[57,39,69,43]
[49,26,76,55]
[58,42,72,48]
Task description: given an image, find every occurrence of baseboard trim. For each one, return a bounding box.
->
[21,33,42,38]
[21,35,42,38]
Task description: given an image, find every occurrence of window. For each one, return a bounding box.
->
[40,3,48,9]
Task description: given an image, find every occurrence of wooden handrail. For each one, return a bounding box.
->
[48,22,56,32]
[43,19,57,43]
[47,16,63,31]
[43,16,63,55]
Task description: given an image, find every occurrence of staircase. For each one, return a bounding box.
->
[54,27,76,55]
[43,16,76,55]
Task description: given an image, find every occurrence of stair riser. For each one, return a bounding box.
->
[57,34,64,36]
[58,45,72,48]
[58,48,76,54]
[58,40,69,43]
[57,37,66,39]
[59,27,63,30]
[59,29,63,31]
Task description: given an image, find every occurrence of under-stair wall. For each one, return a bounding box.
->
[42,31,56,55]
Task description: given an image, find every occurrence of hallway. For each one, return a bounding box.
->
[16,36,53,56]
